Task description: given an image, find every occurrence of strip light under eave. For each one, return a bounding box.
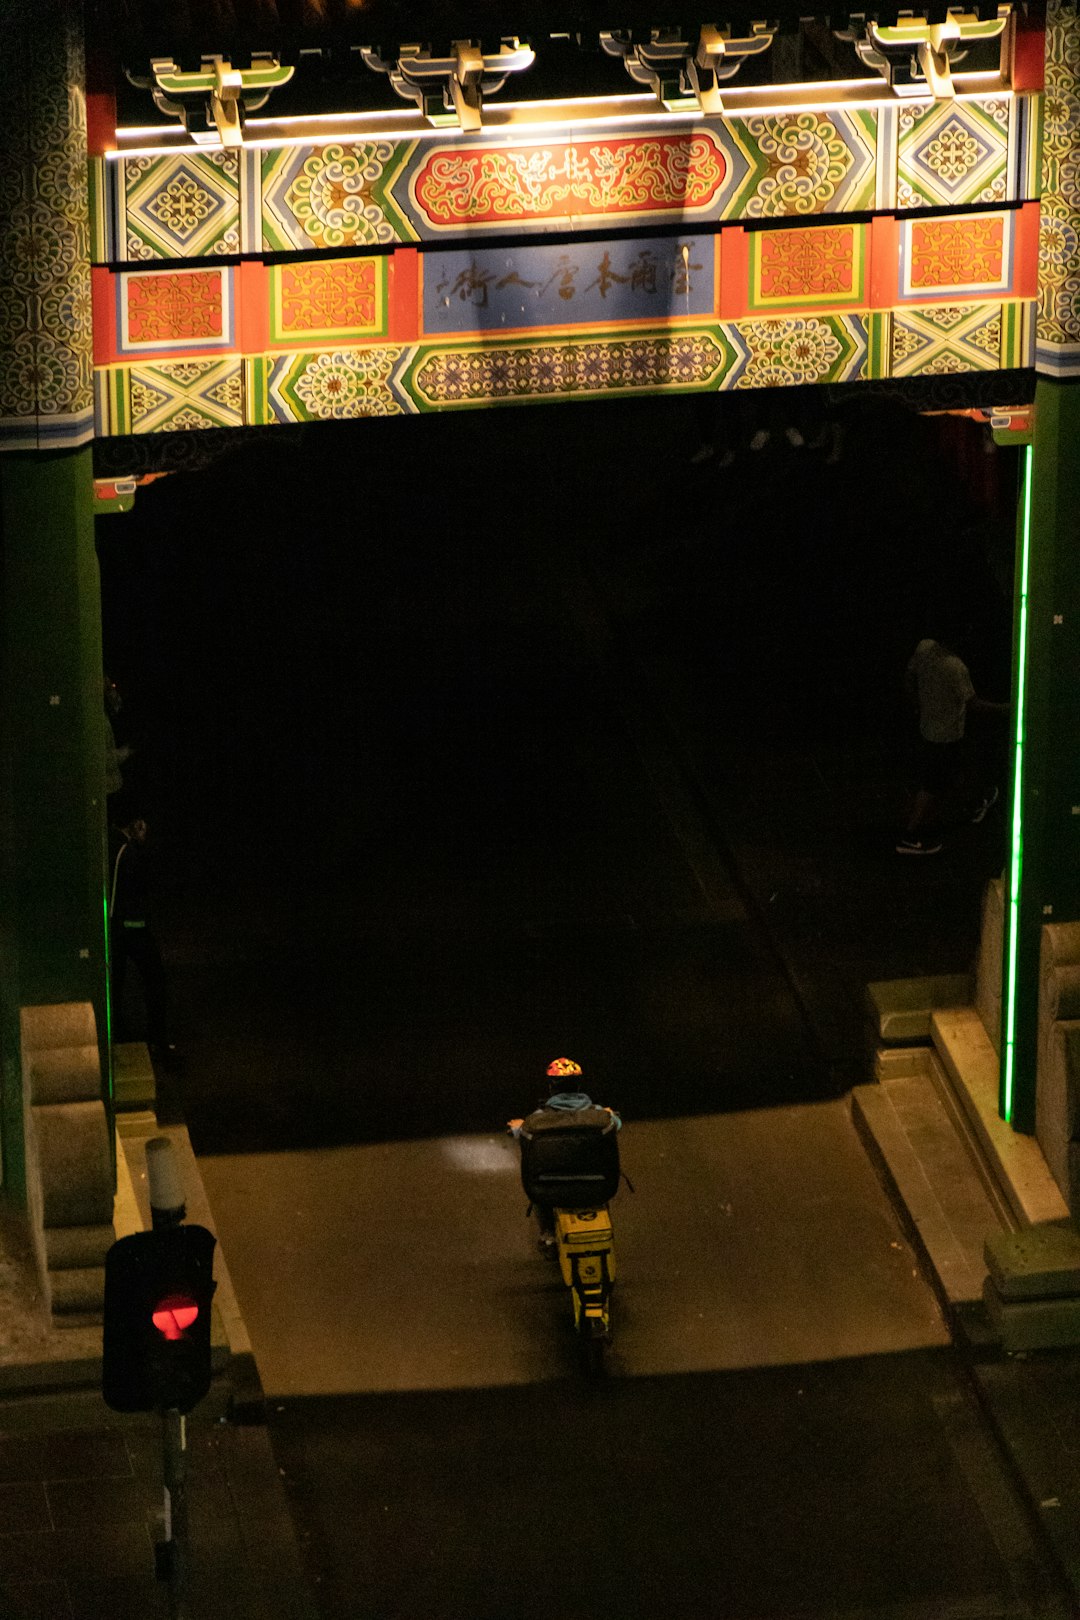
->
[108,74,1015,156]
[1002,441,1034,1124]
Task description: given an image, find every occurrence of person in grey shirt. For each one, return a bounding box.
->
[897,629,1006,855]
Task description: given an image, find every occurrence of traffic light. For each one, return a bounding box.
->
[102,1224,217,1414]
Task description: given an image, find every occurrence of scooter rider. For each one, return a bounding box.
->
[509,1059,622,1258]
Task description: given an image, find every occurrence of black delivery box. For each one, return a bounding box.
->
[519,1106,620,1208]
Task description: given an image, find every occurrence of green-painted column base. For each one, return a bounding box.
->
[1001,380,1080,1133]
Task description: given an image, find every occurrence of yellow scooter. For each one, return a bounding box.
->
[509,1105,623,1375]
[553,1203,616,1375]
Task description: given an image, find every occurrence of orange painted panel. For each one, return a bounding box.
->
[749,224,863,310]
[125,269,225,345]
[268,258,387,344]
[907,215,1004,291]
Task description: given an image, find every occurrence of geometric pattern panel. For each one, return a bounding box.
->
[899,212,1014,299]
[890,303,1005,375]
[117,268,234,353]
[261,142,415,250]
[119,150,241,260]
[1038,0,1080,373]
[267,259,388,344]
[265,347,408,419]
[896,98,1010,210]
[402,328,734,409]
[128,357,244,432]
[747,224,866,311]
[420,235,716,335]
[725,110,877,217]
[727,312,870,386]
[0,0,94,449]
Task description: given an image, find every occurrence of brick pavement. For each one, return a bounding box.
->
[0,1391,317,1620]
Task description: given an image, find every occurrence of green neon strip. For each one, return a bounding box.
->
[103,884,112,1047]
[1002,442,1033,1123]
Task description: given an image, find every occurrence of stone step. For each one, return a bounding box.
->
[111,1042,156,1112]
[866,974,974,1046]
[930,1006,1070,1229]
[44,1224,113,1270]
[851,1076,1004,1315]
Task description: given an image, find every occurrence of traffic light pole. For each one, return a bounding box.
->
[148,1139,193,1620]
[159,1407,191,1620]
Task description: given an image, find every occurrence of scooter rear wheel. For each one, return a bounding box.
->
[580,1318,607,1378]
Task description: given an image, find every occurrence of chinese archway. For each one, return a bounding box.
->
[0,0,1077,1204]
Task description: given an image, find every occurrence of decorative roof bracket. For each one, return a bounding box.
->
[360,39,535,130]
[600,24,775,113]
[837,7,1009,98]
[130,54,295,144]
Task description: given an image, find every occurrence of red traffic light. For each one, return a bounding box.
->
[104,1225,217,1413]
[152,1294,199,1341]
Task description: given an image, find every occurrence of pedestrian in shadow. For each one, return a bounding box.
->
[104,675,133,822]
[897,616,1008,855]
[108,816,179,1066]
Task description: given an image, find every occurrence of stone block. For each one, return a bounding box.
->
[1043,921,1080,974]
[25,1044,100,1105]
[1039,926,1080,1132]
[866,975,973,1044]
[984,1223,1080,1300]
[44,1223,114,1270]
[873,1045,933,1082]
[1048,965,1080,1023]
[974,877,1003,1053]
[1037,1021,1080,1213]
[33,1101,113,1228]
[20,1001,97,1053]
[982,1274,1080,1350]
[47,1266,106,1316]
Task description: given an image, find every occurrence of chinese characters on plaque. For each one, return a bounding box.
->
[424,235,715,334]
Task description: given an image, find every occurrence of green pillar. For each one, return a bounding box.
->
[1001,383,1080,1133]
[0,0,107,1200]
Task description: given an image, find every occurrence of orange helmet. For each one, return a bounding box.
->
[545,1057,582,1079]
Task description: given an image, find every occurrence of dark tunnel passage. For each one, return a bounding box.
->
[97,390,1017,1151]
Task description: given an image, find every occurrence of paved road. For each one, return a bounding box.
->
[98,399,1063,1619]
[198,1102,948,1397]
[270,1352,1059,1620]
